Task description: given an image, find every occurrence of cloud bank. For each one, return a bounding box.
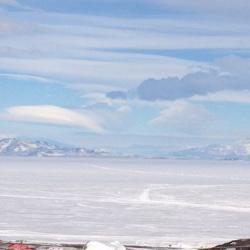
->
[106,56,250,102]
[136,71,230,101]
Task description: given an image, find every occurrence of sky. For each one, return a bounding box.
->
[0,0,250,148]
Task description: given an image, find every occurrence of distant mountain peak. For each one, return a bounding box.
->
[171,142,250,160]
[0,137,108,157]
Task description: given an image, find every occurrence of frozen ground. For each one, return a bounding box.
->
[0,158,250,248]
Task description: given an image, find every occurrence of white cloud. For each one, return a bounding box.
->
[2,105,104,133]
[0,19,33,34]
[0,0,18,6]
[117,105,131,113]
[192,90,250,104]
[216,56,250,80]
[0,0,35,11]
[149,101,214,134]
[0,73,57,83]
[0,10,249,91]
[152,0,250,18]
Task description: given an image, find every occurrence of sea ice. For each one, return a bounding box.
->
[0,157,250,247]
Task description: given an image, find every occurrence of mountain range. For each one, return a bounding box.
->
[170,142,250,160]
[0,138,108,157]
[1,137,250,160]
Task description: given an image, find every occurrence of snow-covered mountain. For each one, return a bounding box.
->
[0,138,108,157]
[106,142,250,160]
[171,142,250,160]
[1,137,250,160]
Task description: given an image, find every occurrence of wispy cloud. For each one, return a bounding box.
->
[0,0,19,6]
[0,56,202,88]
[191,90,250,104]
[0,0,250,142]
[152,0,250,19]
[0,0,34,11]
[0,73,57,83]
[0,9,249,89]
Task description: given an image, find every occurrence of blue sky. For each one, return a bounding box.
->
[1,0,250,148]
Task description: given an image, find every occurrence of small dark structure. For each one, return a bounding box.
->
[202,239,250,250]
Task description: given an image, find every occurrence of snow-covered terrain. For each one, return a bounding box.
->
[2,138,250,160]
[0,158,250,248]
[0,138,107,157]
[171,143,250,160]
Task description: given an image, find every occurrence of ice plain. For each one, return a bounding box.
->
[0,157,250,248]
